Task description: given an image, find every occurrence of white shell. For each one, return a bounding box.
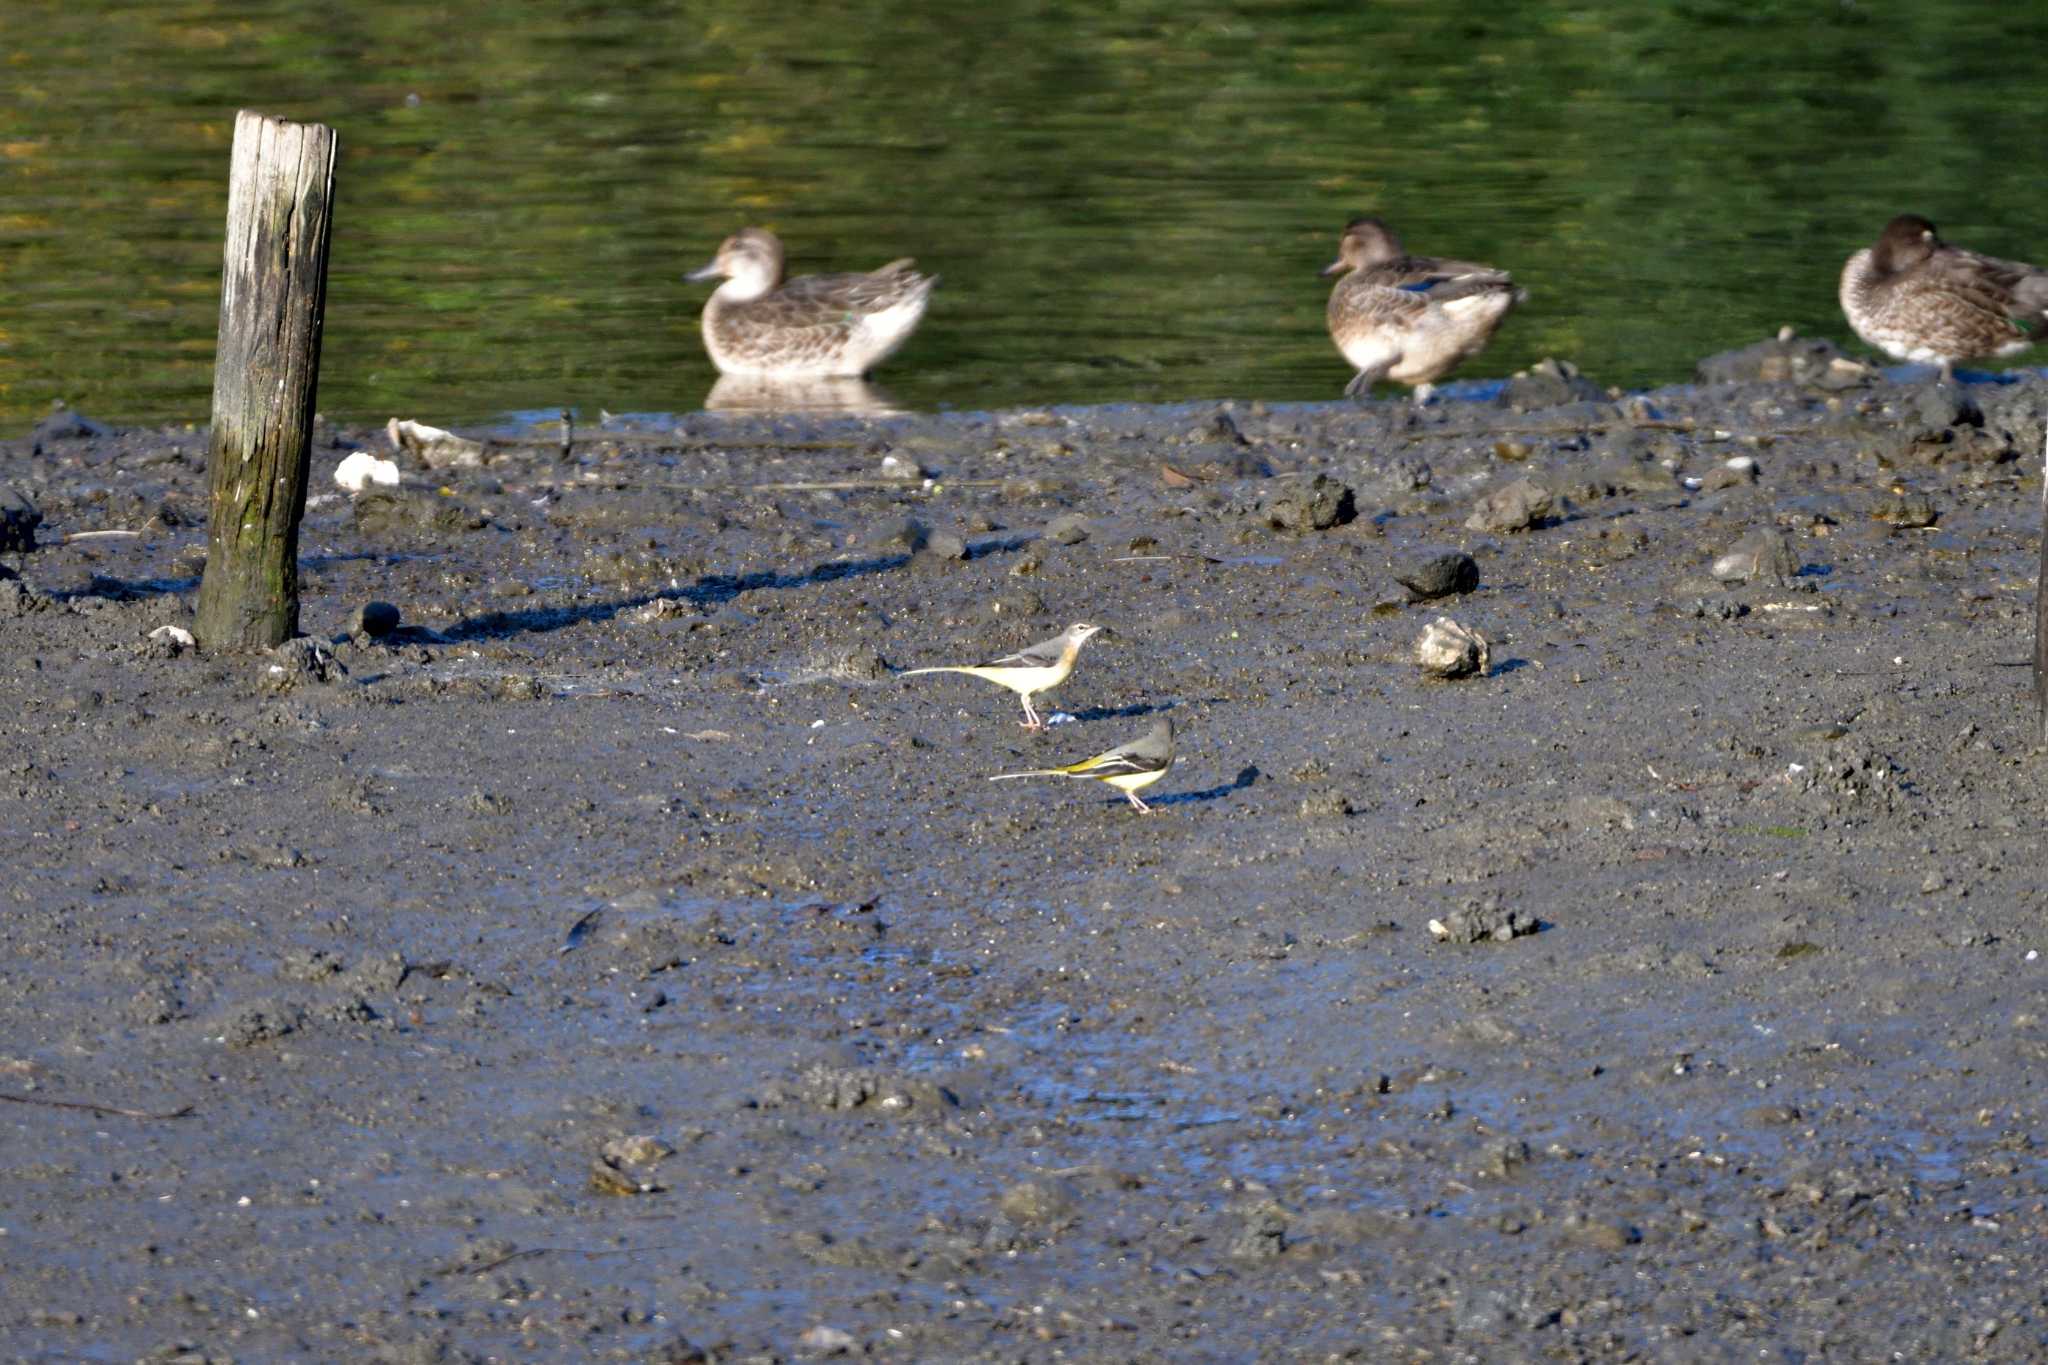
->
[1414,616,1490,679]
[333,450,401,493]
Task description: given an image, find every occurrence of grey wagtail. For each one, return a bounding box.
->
[901,622,1103,730]
[990,716,1174,812]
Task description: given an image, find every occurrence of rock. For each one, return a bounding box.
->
[868,516,929,552]
[1584,459,1681,496]
[1466,478,1553,533]
[0,578,50,617]
[1911,384,1982,433]
[1711,528,1800,583]
[333,451,401,493]
[1877,385,2015,464]
[1700,455,1760,492]
[1229,1202,1290,1259]
[998,1178,1081,1227]
[0,485,40,552]
[29,405,105,445]
[1045,513,1092,545]
[1428,896,1538,944]
[1414,617,1490,679]
[221,999,304,1047]
[340,953,406,997]
[350,601,402,638]
[1210,408,1252,446]
[1299,791,1354,819]
[877,452,926,481]
[141,624,196,659]
[1874,488,1939,529]
[387,417,484,469]
[602,1134,674,1167]
[796,1325,858,1356]
[1393,547,1478,601]
[262,637,347,692]
[1563,1214,1641,1250]
[1264,473,1357,532]
[1695,329,1867,388]
[588,1157,659,1196]
[916,529,968,562]
[1497,357,1604,410]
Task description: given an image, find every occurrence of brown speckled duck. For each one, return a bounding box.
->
[686,228,935,379]
[1839,214,2048,382]
[1322,216,1525,401]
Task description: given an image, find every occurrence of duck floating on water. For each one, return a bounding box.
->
[1839,214,2048,384]
[686,227,936,380]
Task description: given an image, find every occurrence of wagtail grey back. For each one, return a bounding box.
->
[686,227,936,379]
[1840,214,2048,383]
[1322,216,1525,402]
[902,622,1102,730]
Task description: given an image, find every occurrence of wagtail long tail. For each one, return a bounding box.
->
[901,622,1103,730]
[989,715,1175,812]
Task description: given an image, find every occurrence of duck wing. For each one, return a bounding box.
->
[779,263,935,317]
[1928,247,2048,334]
[1374,254,1519,304]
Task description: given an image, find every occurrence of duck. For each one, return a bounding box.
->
[1839,214,2048,383]
[686,227,935,379]
[1322,216,1525,401]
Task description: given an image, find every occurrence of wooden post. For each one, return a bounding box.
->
[2039,425,2048,741]
[195,110,337,651]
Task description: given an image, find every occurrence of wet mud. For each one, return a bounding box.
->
[5,347,2048,1361]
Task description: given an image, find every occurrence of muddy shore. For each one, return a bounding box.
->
[5,342,2048,1362]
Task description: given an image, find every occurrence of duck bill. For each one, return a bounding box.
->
[685,261,724,283]
[1318,258,1347,278]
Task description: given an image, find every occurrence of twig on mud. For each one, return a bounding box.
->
[0,1092,194,1121]
[60,529,145,543]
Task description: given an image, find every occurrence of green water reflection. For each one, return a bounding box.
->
[3,1,2046,428]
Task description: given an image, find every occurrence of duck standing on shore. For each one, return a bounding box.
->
[1839,214,2048,383]
[686,227,935,378]
[1321,216,1525,402]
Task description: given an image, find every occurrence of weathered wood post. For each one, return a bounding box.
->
[2038,427,2048,741]
[195,110,337,651]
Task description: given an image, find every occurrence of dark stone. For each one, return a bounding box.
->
[1497,357,1604,410]
[1265,473,1356,532]
[1465,478,1554,533]
[1712,528,1800,583]
[352,601,402,638]
[29,406,105,445]
[1045,513,1091,545]
[1394,547,1479,600]
[867,517,928,552]
[1696,331,1864,388]
[0,485,40,553]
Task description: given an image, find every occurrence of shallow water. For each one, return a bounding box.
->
[6,1,2048,427]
